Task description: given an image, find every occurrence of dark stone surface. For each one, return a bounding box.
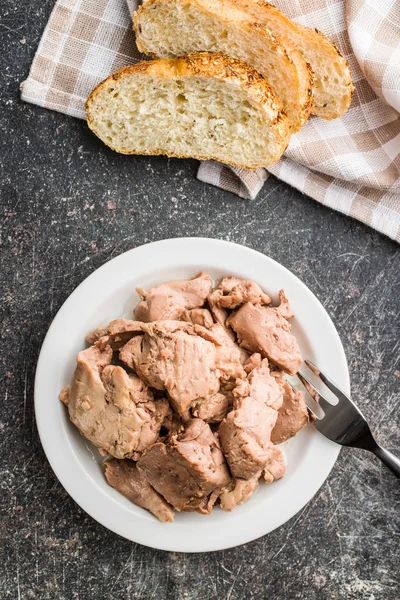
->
[1,2,399,598]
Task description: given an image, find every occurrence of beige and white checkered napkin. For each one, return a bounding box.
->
[21,0,400,242]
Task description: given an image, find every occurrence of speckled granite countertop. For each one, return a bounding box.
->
[1,2,399,598]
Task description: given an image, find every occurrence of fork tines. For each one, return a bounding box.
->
[297,360,344,419]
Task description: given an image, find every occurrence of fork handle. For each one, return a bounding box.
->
[373,445,400,478]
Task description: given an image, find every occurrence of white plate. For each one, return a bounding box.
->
[35,238,349,552]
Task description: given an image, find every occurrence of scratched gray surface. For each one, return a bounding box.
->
[1,2,400,598]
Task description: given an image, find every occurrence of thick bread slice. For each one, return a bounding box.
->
[85,53,291,169]
[231,0,353,119]
[133,0,313,132]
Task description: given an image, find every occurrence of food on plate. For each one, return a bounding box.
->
[211,276,272,308]
[137,418,231,514]
[104,459,175,522]
[59,343,170,459]
[121,321,222,414]
[85,52,291,169]
[227,291,302,375]
[271,371,309,444]
[134,271,212,322]
[263,443,286,483]
[219,472,260,511]
[191,392,230,423]
[60,272,310,521]
[133,0,313,132]
[219,356,282,479]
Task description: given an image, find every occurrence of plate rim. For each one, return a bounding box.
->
[34,237,348,552]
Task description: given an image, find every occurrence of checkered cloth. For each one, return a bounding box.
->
[20,0,400,242]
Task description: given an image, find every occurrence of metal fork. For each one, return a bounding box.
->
[298,360,400,478]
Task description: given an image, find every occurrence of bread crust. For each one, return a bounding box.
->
[133,0,314,131]
[86,52,291,169]
[229,0,354,118]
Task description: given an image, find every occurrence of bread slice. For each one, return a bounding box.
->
[133,0,313,132]
[231,0,353,119]
[85,53,291,169]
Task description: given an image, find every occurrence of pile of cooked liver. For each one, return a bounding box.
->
[60,273,309,522]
